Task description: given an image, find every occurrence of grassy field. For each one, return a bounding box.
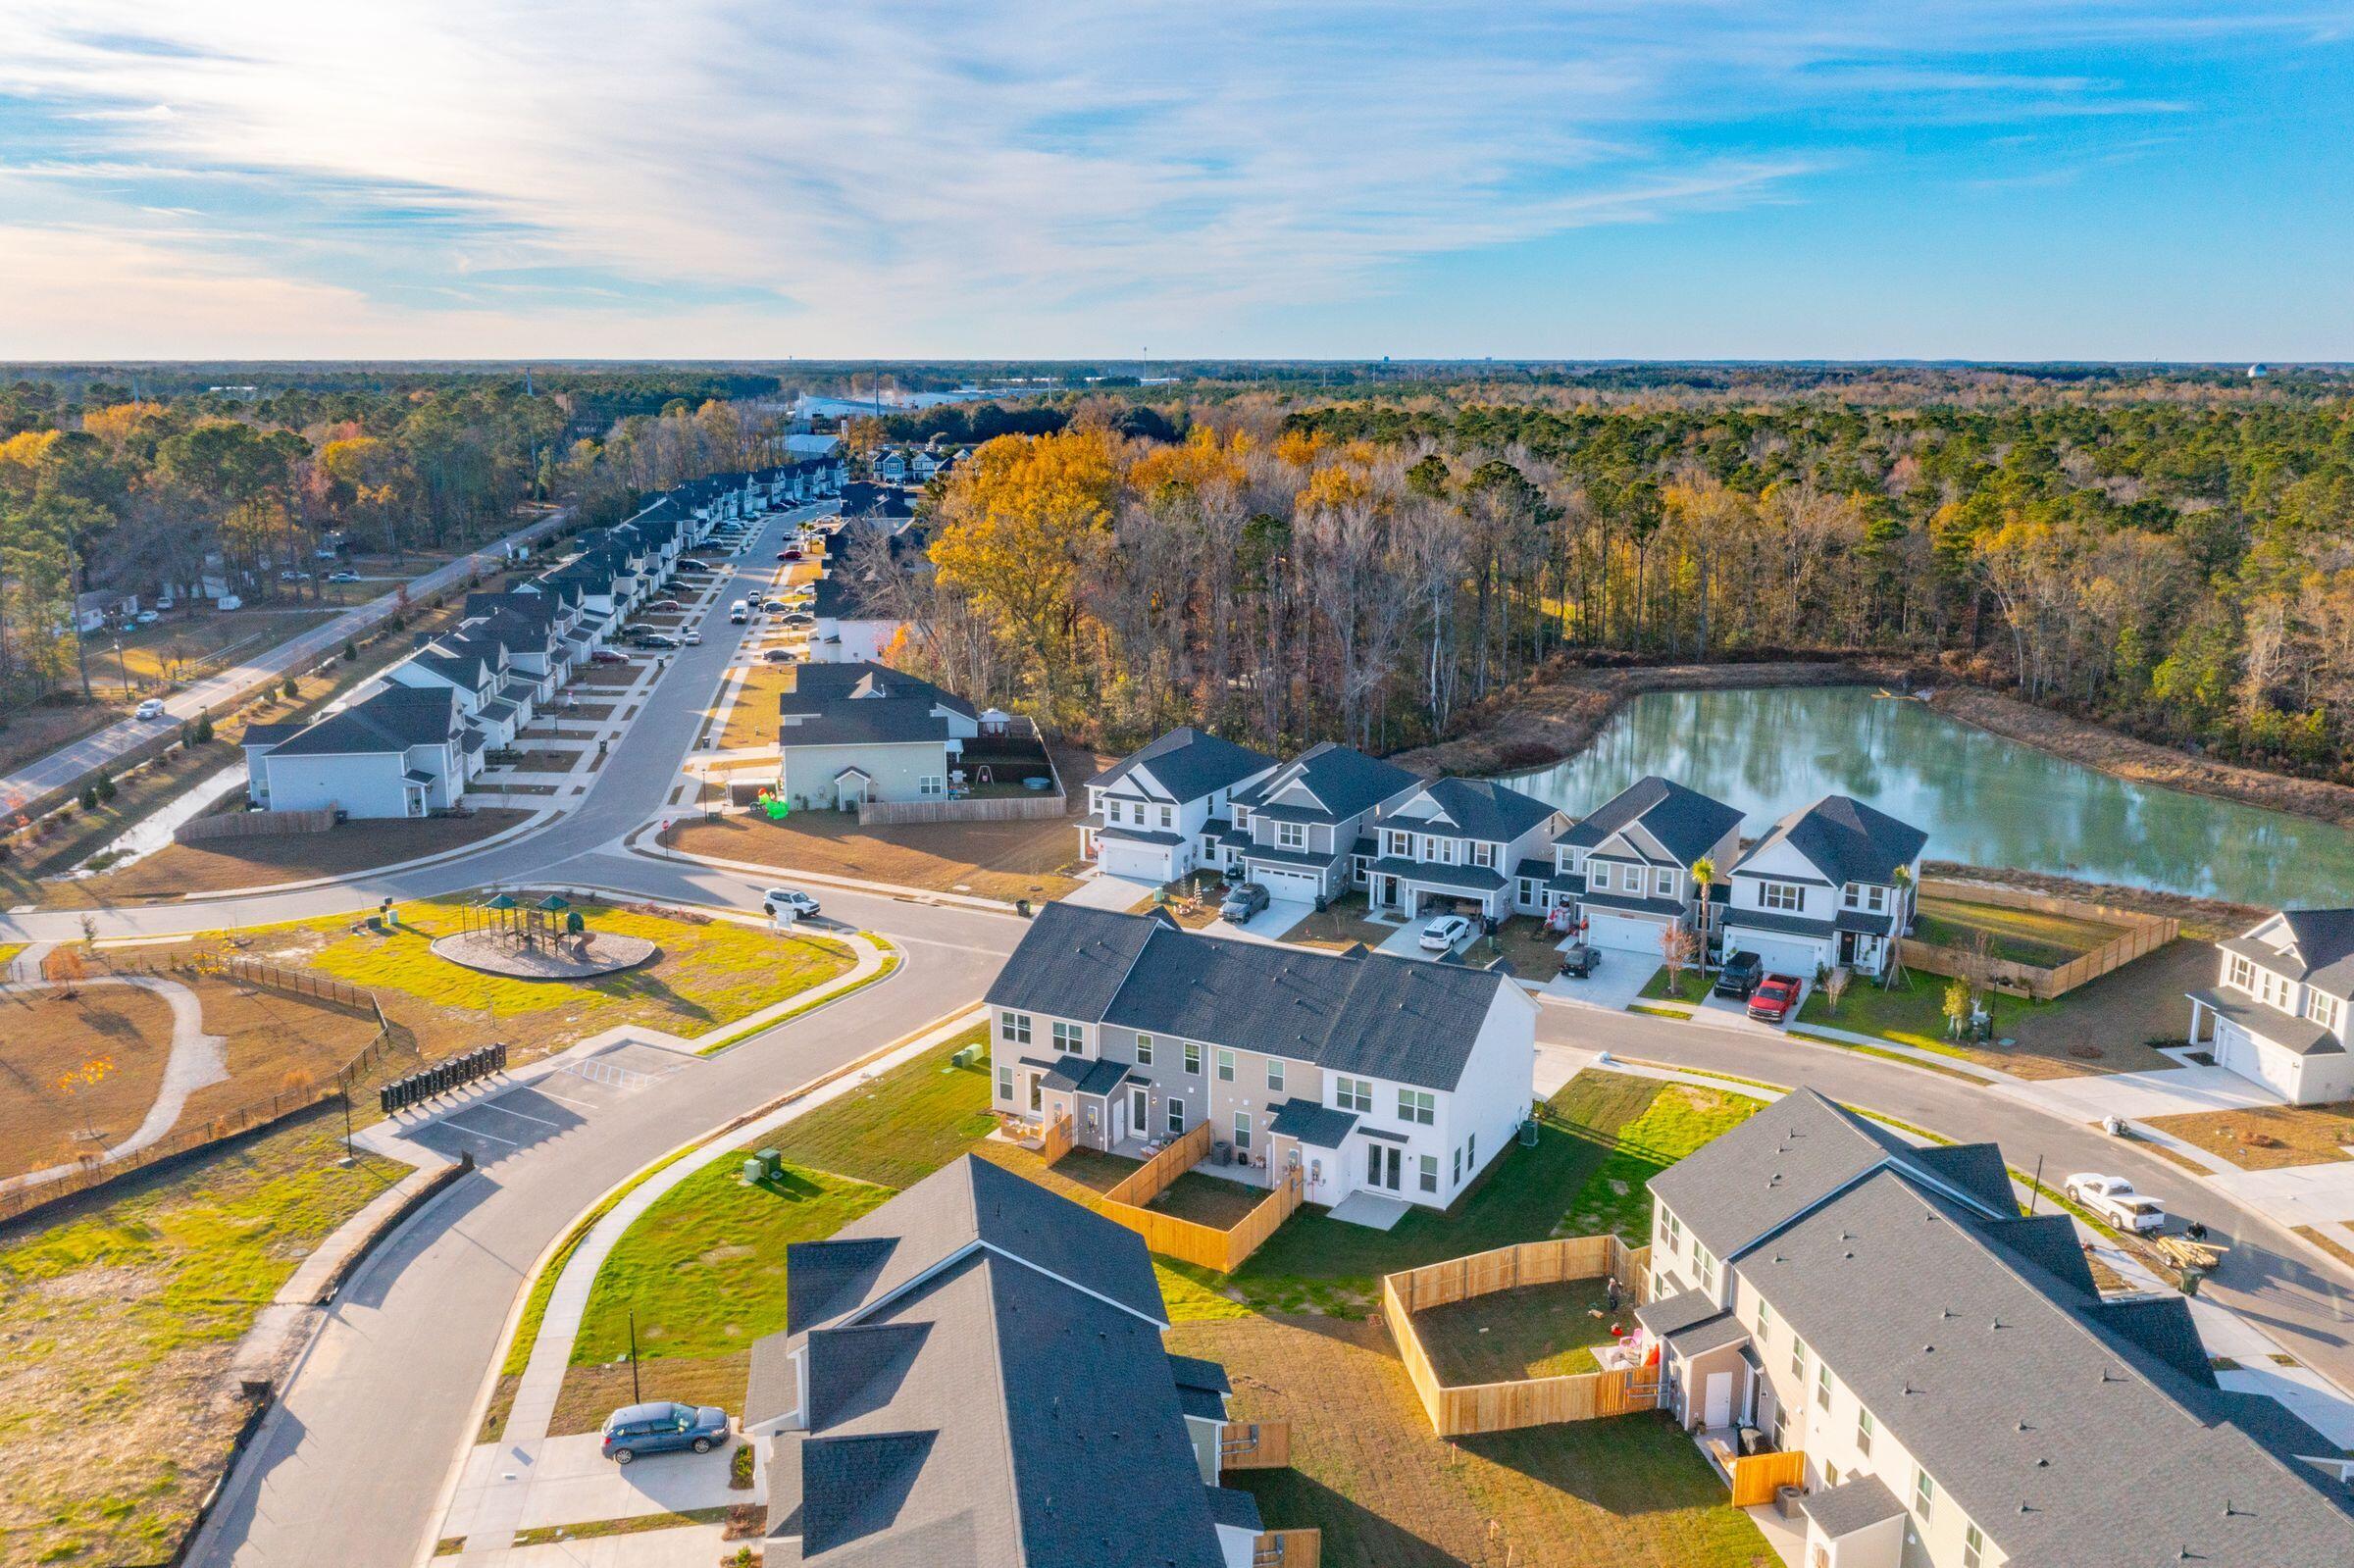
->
[55,810,531,905]
[109,607,343,685]
[1913,891,2129,968]
[0,983,180,1179]
[1796,953,2190,1080]
[1414,1278,1627,1383]
[716,664,793,750]
[1560,1082,1759,1240]
[0,1115,402,1568]
[665,807,1093,903]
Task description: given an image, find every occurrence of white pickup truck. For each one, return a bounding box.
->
[2064,1173,2168,1233]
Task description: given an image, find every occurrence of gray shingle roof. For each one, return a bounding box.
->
[1798,1473,1904,1538]
[785,661,977,720]
[1646,1088,1915,1261]
[266,685,461,759]
[1095,727,1277,804]
[1366,856,1507,893]
[1377,776,1557,843]
[2187,987,2343,1056]
[1555,775,1742,866]
[779,699,955,749]
[1236,740,1416,822]
[1733,793,1927,887]
[2226,910,2354,1001]
[992,905,1512,1091]
[1267,1098,1359,1148]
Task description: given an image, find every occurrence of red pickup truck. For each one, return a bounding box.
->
[1746,975,1803,1024]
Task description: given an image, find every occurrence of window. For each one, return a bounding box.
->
[1655,868,1674,897]
[1233,806,1250,829]
[1276,822,1306,850]
[1266,1058,1285,1092]
[1185,1041,1202,1075]
[1663,1211,1683,1251]
[1467,1131,1476,1165]
[1051,1021,1084,1055]
[1761,881,1805,912]
[1963,1524,1984,1568]
[1470,842,1496,869]
[1335,1076,1372,1112]
[1216,1048,1236,1082]
[1913,1468,1936,1525]
[1841,884,1888,912]
[996,1065,1013,1101]
[1167,1098,1185,1136]
[1418,1154,1438,1192]
[1398,1088,1436,1125]
[1028,1076,1043,1112]
[918,775,945,797]
[2309,990,2343,1033]
[1135,1034,1154,1066]
[1791,1338,1809,1381]
[1387,830,1413,856]
[1517,877,1537,906]
[1815,1359,1832,1410]
[1158,805,1173,829]
[1695,1245,1716,1292]
[1590,864,1613,891]
[2228,954,2253,990]
[1000,1011,1032,1046]
[1233,1111,1252,1151]
[1856,1407,1874,1457]
[1756,1298,1773,1340]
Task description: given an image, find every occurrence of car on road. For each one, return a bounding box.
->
[682,630,703,645]
[598,1401,729,1464]
[589,648,627,664]
[1418,914,1473,952]
[279,569,312,582]
[131,610,160,626]
[1746,974,1803,1024]
[134,697,169,720]
[1714,950,1764,999]
[763,887,820,920]
[2065,1174,2168,1233]
[1218,882,1271,925]
[328,570,361,582]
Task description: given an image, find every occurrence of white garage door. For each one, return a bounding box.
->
[1100,839,1175,883]
[1726,930,1825,981]
[1254,868,1322,904]
[1582,911,1666,956]
[2216,1022,2292,1099]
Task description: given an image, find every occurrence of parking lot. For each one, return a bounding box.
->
[394,1041,698,1164]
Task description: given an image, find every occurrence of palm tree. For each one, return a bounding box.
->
[1689,856,1716,948]
[1885,864,1915,988]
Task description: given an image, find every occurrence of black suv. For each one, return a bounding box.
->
[1714,950,1764,998]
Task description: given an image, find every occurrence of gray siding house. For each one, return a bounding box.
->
[1217,742,1419,905]
[1547,775,1744,956]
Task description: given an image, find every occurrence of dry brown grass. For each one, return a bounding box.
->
[2145,1101,2354,1171]
[1287,894,1398,952]
[664,804,1093,902]
[0,983,179,1179]
[2294,1225,2354,1273]
[40,810,532,907]
[717,664,796,750]
[541,1354,753,1438]
[0,698,126,776]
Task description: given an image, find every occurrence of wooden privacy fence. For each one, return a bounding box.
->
[1251,1530,1321,1567]
[1105,1121,1214,1206]
[174,804,336,845]
[1723,1445,1806,1508]
[858,790,1067,826]
[1219,1421,1293,1471]
[1382,1236,1659,1438]
[1903,879,2179,1001]
[1039,1112,1075,1164]
[1065,1120,1303,1273]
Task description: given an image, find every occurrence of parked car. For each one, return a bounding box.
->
[1746,974,1803,1024]
[2065,1174,2169,1233]
[638,632,680,649]
[598,1401,730,1465]
[1714,950,1765,999]
[782,612,815,628]
[131,610,160,626]
[589,648,627,664]
[215,594,244,611]
[134,697,169,720]
[762,599,790,613]
[1558,943,1599,979]
[763,887,820,920]
[761,647,797,663]
[279,569,311,582]
[328,570,361,583]
[1219,882,1271,924]
[1418,914,1473,952]
[781,547,803,561]
[678,559,711,572]
[646,598,682,611]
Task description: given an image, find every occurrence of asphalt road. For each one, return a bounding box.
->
[0,511,573,818]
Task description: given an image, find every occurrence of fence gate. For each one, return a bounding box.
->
[1220,1421,1293,1471]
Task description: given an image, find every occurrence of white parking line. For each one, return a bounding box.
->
[533,1087,597,1111]
[440,1118,519,1146]
[471,1101,562,1129]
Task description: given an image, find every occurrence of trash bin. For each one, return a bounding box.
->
[2178,1266,2205,1297]
[1016,898,1032,918]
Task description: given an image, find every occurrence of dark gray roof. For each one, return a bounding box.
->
[995,906,1512,1091]
[1038,1055,1130,1098]
[779,699,955,749]
[267,685,461,759]
[1646,1088,1919,1261]
[1366,856,1507,893]
[1096,727,1276,804]
[1236,741,1416,823]
[786,661,977,720]
[1166,1353,1230,1397]
[1719,906,1837,940]
[1204,1488,1263,1534]
[1556,776,1742,867]
[2188,987,2343,1056]
[772,1158,1223,1567]
[1734,794,1927,887]
[743,1325,801,1428]
[2226,910,2354,1000]
[1633,1288,1721,1340]
[1576,887,1685,919]
[239,721,307,750]
[1376,776,1557,844]
[1799,1473,1905,1538]
[1268,1098,1359,1148]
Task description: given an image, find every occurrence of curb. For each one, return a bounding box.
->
[163,806,565,904]
[300,1154,473,1307]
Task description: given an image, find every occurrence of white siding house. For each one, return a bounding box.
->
[1082,727,1279,885]
[2190,910,2354,1103]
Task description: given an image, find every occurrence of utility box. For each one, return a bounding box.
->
[742,1156,766,1185]
[755,1148,782,1179]
[951,1043,980,1069]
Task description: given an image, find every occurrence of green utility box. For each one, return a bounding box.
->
[951,1043,981,1069]
[742,1156,766,1184]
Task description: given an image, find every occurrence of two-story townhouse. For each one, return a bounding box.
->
[776,662,981,809]
[383,638,515,743]
[1361,776,1564,922]
[1546,776,1744,955]
[1720,795,1927,982]
[1221,742,1420,907]
[742,1155,1264,1568]
[249,684,473,818]
[985,905,1537,1213]
[1081,727,1279,885]
[2188,909,2354,1103]
[1629,1088,2354,1568]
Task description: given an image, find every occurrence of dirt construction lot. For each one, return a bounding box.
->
[41,810,532,907]
[665,808,1091,902]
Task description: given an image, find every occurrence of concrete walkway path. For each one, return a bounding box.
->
[0,973,226,1192]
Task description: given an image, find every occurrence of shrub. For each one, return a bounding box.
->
[94,772,116,804]
[342,638,358,661]
[78,784,98,811]
[194,713,215,743]
[281,675,299,698]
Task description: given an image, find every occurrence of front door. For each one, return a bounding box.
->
[1130,1087,1150,1141]
[1366,1142,1402,1191]
[1703,1372,1733,1429]
[1837,930,1858,965]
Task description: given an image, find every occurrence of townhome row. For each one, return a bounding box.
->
[239,459,842,818]
[985,903,1538,1212]
[1630,1088,2354,1568]
[1083,726,1928,981]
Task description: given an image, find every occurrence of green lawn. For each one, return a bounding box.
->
[0,1117,402,1567]
[1797,969,2041,1055]
[1914,892,2126,968]
[763,1025,998,1189]
[1636,963,1694,1003]
[1413,1279,1625,1383]
[1561,1082,1759,1239]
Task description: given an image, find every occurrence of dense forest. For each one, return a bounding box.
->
[871,369,2354,781]
[0,374,787,710]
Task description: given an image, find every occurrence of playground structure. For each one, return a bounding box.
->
[430,890,658,981]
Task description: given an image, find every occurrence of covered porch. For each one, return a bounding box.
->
[1364,858,1512,921]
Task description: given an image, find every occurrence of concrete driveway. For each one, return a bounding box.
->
[1203,896,1312,944]
[447,1431,755,1535]
[1540,947,1658,1011]
[2025,1065,2282,1124]
[1376,916,1469,962]
[1060,871,1157,912]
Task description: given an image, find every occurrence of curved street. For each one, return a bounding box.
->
[30,507,2341,1567]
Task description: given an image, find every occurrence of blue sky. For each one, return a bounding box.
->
[0,2,2348,360]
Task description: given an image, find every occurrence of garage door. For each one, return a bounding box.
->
[1582,911,1666,955]
[1254,868,1321,904]
[2215,1023,2289,1098]
[1726,930,1825,981]
[1100,839,1175,883]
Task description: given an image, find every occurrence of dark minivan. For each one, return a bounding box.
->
[599,1401,730,1464]
[1714,950,1764,999]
